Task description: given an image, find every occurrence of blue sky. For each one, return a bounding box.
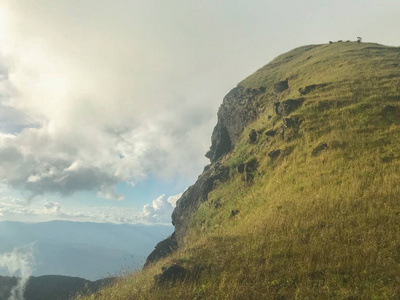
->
[0,0,399,224]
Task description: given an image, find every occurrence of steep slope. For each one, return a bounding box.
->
[77,42,400,299]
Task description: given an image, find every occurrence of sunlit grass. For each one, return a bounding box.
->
[76,42,400,299]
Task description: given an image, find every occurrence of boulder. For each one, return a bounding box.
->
[280,116,302,141]
[273,98,304,116]
[238,158,258,184]
[231,209,240,217]
[154,264,186,284]
[268,149,281,159]
[273,80,289,93]
[282,118,296,128]
[298,84,317,96]
[265,129,276,137]
[236,163,245,174]
[249,129,258,143]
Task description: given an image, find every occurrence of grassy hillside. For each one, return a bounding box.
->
[76,42,400,299]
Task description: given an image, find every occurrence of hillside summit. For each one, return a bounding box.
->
[78,42,400,299]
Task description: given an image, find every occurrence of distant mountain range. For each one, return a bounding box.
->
[0,275,115,300]
[0,220,173,280]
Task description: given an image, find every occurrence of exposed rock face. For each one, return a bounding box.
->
[147,163,230,260]
[145,86,266,265]
[171,163,230,247]
[206,86,264,163]
[205,125,231,162]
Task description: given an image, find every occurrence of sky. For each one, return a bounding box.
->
[0,0,399,225]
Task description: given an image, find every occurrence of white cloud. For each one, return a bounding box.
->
[0,243,35,300]
[167,193,182,208]
[0,191,182,225]
[42,201,61,215]
[140,192,183,224]
[0,2,215,201]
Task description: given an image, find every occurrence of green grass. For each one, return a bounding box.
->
[76,42,400,299]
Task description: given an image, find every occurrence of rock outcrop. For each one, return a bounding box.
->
[171,163,230,247]
[206,86,265,163]
[146,85,266,265]
[145,163,230,265]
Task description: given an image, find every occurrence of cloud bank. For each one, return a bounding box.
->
[0,191,183,224]
[0,1,216,200]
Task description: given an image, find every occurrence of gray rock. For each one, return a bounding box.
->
[280,116,302,141]
[265,129,276,137]
[236,163,245,174]
[298,84,317,96]
[273,98,304,116]
[245,158,258,172]
[206,86,265,163]
[231,209,240,217]
[273,80,289,93]
[154,264,186,284]
[249,129,258,143]
[282,118,296,128]
[205,125,231,162]
[237,159,258,183]
[311,143,328,156]
[171,164,230,247]
[268,149,281,159]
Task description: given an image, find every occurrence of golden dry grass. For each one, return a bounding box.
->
[76,42,400,299]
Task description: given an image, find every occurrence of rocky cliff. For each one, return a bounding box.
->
[145,84,274,265]
[145,86,270,265]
